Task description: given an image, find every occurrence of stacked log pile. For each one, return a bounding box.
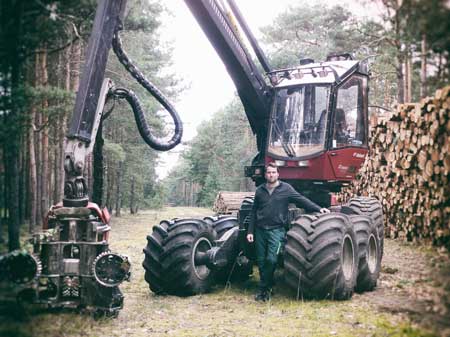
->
[213,191,254,214]
[340,86,450,247]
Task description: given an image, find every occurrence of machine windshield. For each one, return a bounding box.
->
[268,85,330,158]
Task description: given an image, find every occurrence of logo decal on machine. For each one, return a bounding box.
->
[352,152,365,159]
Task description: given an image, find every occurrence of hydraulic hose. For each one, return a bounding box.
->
[111,21,182,151]
[111,88,181,151]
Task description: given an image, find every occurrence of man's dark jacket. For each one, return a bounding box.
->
[248,181,321,234]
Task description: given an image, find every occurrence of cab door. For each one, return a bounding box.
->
[328,74,369,179]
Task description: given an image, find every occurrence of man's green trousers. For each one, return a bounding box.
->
[255,226,285,291]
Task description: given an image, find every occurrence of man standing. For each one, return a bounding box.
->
[246,162,330,301]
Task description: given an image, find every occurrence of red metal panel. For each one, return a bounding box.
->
[327,148,367,180]
[265,147,367,182]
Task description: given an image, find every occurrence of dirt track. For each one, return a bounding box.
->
[1,207,449,337]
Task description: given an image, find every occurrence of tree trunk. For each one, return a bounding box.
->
[18,135,26,225]
[106,165,112,212]
[437,52,442,83]
[105,153,113,212]
[406,50,412,102]
[53,45,65,204]
[393,1,404,104]
[404,55,409,102]
[29,120,37,232]
[35,52,43,225]
[115,161,123,217]
[130,176,135,214]
[420,34,427,98]
[70,40,82,92]
[53,120,60,204]
[7,143,20,251]
[0,149,3,243]
[396,57,405,104]
[2,144,7,220]
[6,1,24,251]
[57,123,66,202]
[49,118,55,207]
[40,49,49,223]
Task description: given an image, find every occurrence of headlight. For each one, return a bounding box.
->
[274,160,285,166]
[92,252,130,287]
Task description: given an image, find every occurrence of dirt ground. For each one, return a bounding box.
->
[1,207,449,337]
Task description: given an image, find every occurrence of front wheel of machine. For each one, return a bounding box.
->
[160,219,217,296]
[283,213,359,300]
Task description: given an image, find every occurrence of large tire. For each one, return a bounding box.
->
[241,196,254,206]
[142,220,170,294]
[143,218,217,296]
[283,213,359,300]
[348,197,384,258]
[204,215,238,238]
[350,215,381,292]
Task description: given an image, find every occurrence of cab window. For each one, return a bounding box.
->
[332,75,368,148]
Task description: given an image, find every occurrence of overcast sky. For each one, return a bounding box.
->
[156,1,380,179]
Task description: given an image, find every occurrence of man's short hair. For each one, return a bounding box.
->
[265,162,278,172]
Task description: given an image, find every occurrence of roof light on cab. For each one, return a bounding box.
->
[274,160,285,166]
[298,160,309,167]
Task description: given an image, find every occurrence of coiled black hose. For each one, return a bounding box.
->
[111,21,182,151]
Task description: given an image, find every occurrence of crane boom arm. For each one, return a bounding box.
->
[184,0,272,137]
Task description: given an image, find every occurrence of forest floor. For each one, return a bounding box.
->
[1,206,449,337]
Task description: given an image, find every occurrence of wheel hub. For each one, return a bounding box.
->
[192,237,212,280]
[367,234,378,273]
[342,234,355,281]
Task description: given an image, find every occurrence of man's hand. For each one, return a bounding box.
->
[247,234,254,243]
[319,208,330,214]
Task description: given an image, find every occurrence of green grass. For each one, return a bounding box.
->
[0,207,445,337]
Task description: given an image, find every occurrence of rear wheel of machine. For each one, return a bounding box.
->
[283,213,358,300]
[350,215,381,292]
[204,215,238,238]
[164,219,216,295]
[348,197,384,258]
[144,218,217,296]
[143,220,170,294]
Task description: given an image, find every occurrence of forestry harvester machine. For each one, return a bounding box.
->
[0,0,385,318]
[142,0,384,300]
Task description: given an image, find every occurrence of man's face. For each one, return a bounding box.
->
[265,166,279,184]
